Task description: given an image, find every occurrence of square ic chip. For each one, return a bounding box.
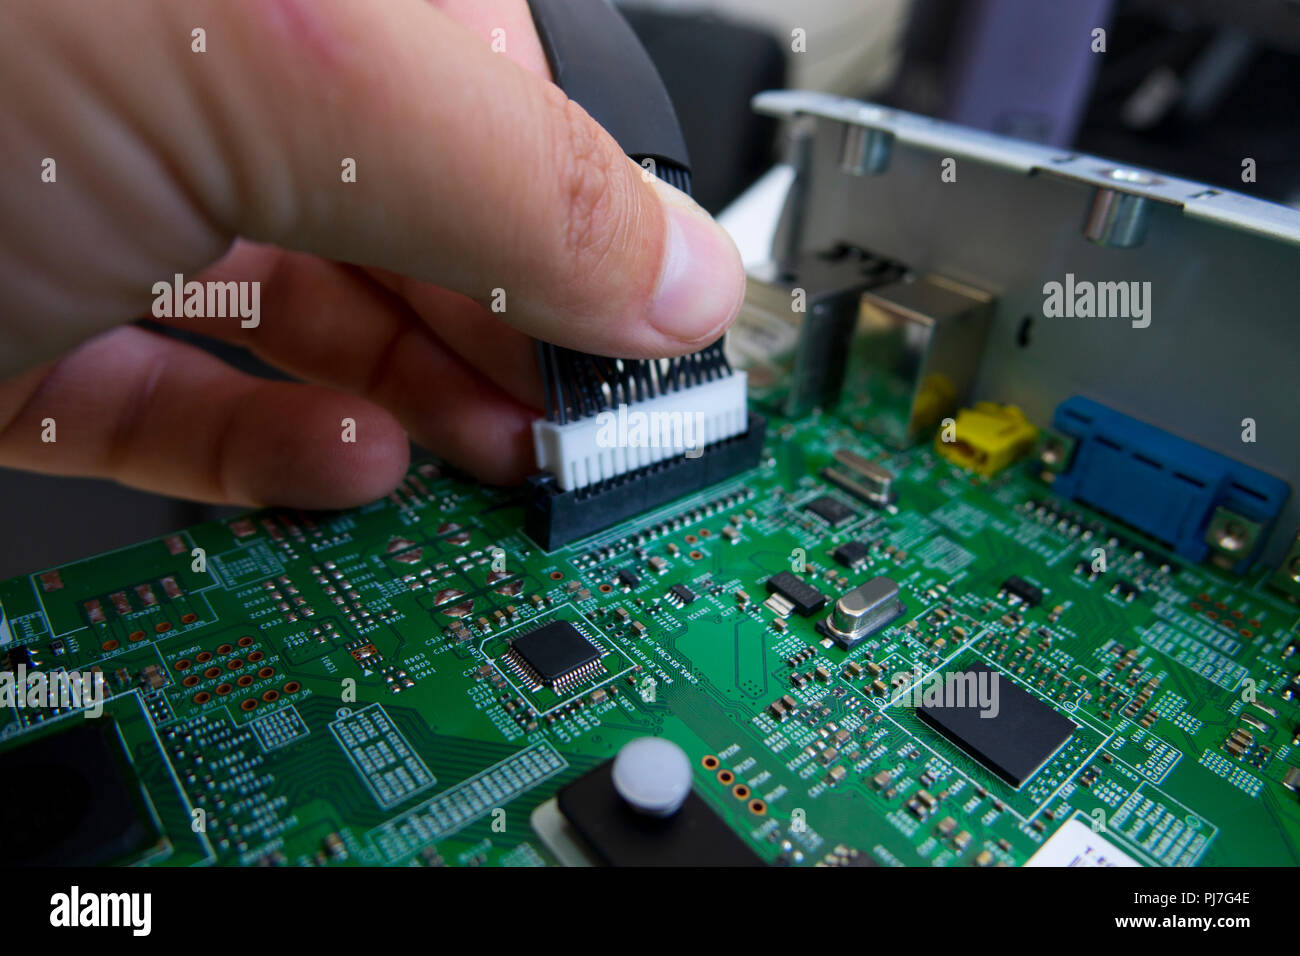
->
[503,620,603,694]
[917,663,1075,787]
[804,495,856,528]
[833,540,872,570]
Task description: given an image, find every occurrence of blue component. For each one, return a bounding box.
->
[1051,397,1290,569]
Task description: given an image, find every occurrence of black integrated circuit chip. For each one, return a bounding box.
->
[917,663,1075,787]
[505,620,602,690]
[616,568,640,589]
[804,495,856,528]
[668,584,696,606]
[833,540,872,570]
[765,571,828,616]
[0,720,160,865]
[1001,575,1043,608]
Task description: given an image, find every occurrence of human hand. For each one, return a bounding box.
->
[0,0,745,507]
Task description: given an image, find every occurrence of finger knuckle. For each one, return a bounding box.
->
[549,93,630,297]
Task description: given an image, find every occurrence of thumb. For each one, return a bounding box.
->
[228,0,746,357]
[3,0,743,366]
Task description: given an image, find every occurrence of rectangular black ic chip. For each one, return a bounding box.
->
[669,584,696,606]
[0,720,160,865]
[917,663,1075,787]
[508,620,600,687]
[765,571,827,616]
[1001,576,1043,608]
[833,540,871,570]
[804,495,856,528]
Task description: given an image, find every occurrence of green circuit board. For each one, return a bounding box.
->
[2,386,1299,867]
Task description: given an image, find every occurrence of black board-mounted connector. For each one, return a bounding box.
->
[525,413,766,551]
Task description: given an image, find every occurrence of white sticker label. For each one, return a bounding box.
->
[1026,819,1142,867]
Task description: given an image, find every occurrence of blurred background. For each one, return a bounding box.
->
[5,0,1300,578]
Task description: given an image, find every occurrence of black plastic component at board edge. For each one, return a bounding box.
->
[527,0,691,179]
[524,413,766,551]
[557,758,763,866]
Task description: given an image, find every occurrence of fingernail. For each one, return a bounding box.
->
[647,180,745,344]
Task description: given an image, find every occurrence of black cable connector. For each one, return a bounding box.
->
[523,0,762,550]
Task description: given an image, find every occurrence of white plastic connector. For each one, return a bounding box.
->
[533,372,749,492]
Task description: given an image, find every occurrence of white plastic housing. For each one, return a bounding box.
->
[611,737,692,817]
[533,372,749,491]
